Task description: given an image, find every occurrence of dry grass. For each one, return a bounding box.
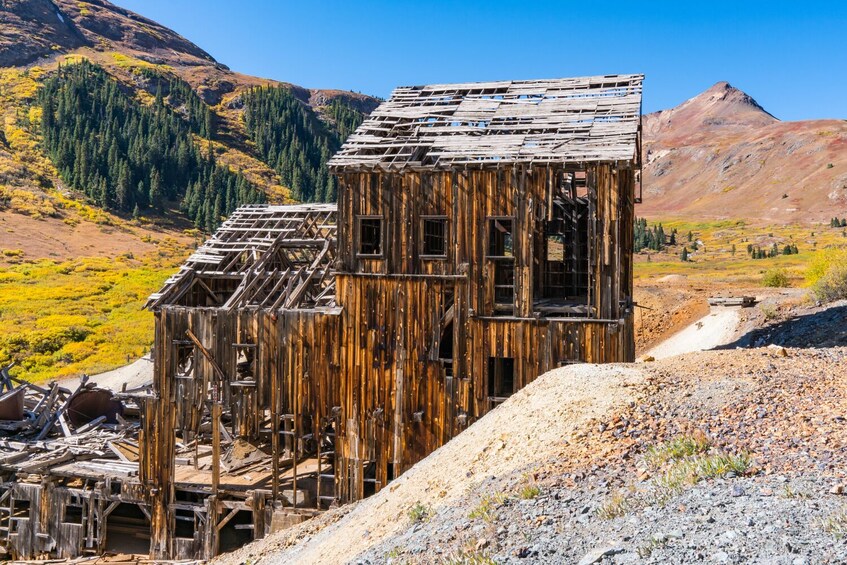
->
[820,508,847,539]
[653,452,751,495]
[597,490,631,520]
[468,492,507,522]
[444,549,497,565]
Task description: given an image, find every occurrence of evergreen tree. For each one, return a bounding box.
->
[680,246,689,262]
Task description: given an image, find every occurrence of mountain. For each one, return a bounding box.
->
[0,0,380,262]
[639,82,847,222]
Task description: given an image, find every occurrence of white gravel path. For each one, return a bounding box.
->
[645,306,741,360]
[58,355,153,391]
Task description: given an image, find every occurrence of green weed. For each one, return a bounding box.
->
[407,502,431,523]
[644,433,711,468]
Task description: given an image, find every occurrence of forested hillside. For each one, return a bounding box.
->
[243,86,367,202]
[39,61,265,231]
[1,0,380,239]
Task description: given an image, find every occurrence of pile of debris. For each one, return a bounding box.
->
[0,363,148,473]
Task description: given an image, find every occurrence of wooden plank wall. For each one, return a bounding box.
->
[334,276,459,501]
[336,163,634,320]
[334,275,633,501]
[2,480,148,560]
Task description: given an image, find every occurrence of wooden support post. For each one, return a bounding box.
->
[292,369,298,510]
[252,491,265,540]
[270,335,279,503]
[211,402,221,497]
[202,495,218,559]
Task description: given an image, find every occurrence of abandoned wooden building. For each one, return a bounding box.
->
[0,74,643,561]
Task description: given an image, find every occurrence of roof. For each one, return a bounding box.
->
[146,204,337,311]
[328,74,643,172]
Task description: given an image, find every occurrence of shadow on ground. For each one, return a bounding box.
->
[718,304,847,349]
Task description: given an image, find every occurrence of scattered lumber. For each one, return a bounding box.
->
[708,296,756,307]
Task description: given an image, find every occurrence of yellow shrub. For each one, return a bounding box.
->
[27,106,42,126]
[806,247,847,302]
[0,254,186,381]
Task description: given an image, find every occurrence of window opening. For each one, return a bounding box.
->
[358,217,382,256]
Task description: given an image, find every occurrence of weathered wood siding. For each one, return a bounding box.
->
[337,164,634,320]
[333,163,635,502]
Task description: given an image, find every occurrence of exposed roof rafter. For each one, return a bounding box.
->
[328,74,643,172]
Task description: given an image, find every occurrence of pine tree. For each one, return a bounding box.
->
[149,169,163,212]
[680,247,689,262]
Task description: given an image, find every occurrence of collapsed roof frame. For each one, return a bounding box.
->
[146,204,338,312]
[328,74,644,171]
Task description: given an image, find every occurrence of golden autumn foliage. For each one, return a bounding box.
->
[0,252,185,382]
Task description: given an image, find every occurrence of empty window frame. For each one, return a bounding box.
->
[63,501,84,525]
[487,357,515,399]
[357,216,383,257]
[421,216,448,257]
[487,218,514,258]
[493,262,515,305]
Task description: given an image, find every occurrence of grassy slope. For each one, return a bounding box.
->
[634,217,847,287]
[0,240,189,382]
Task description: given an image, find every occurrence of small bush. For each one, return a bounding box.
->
[762,268,790,288]
[468,492,506,522]
[637,535,669,558]
[519,483,540,500]
[597,491,630,519]
[760,304,779,321]
[407,502,431,523]
[820,508,847,539]
[644,433,711,468]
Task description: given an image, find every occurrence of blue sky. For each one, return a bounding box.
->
[112,1,846,121]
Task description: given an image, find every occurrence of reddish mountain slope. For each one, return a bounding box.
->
[640,82,847,222]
